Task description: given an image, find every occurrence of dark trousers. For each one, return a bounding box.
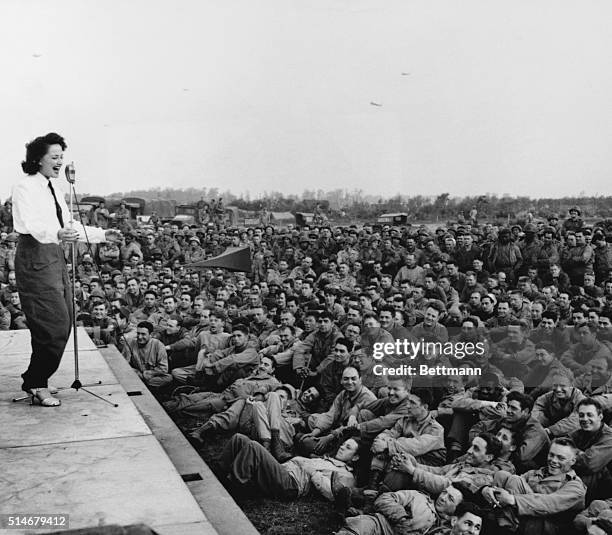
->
[15,235,72,390]
[220,434,299,499]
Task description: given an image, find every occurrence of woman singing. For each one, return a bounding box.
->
[12,132,122,406]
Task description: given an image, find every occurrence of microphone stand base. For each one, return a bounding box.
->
[12,380,115,406]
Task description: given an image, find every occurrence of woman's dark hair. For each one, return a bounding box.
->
[21,132,67,175]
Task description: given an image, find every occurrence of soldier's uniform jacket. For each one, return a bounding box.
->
[494,468,586,535]
[532,388,586,437]
[412,457,515,495]
[380,412,446,462]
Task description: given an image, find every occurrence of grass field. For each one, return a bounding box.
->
[175,416,340,535]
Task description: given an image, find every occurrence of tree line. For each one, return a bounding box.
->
[100,187,612,222]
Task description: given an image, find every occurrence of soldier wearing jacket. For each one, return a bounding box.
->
[316,337,357,406]
[292,311,343,377]
[171,314,232,384]
[535,230,561,279]
[573,358,612,397]
[487,229,523,285]
[532,373,586,437]
[300,366,376,455]
[524,340,572,398]
[592,232,612,284]
[354,322,396,396]
[382,432,510,494]
[337,486,466,535]
[153,315,192,368]
[221,433,360,501]
[481,437,586,535]
[369,389,446,490]
[197,324,260,389]
[573,498,612,534]
[431,374,467,432]
[469,391,550,474]
[163,355,280,417]
[344,377,412,441]
[570,398,612,503]
[447,372,507,457]
[122,321,172,391]
[189,385,320,458]
[563,231,594,286]
[491,322,537,380]
[561,323,612,376]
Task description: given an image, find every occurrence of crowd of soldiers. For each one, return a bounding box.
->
[2,202,612,535]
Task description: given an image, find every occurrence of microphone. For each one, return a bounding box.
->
[65,161,76,184]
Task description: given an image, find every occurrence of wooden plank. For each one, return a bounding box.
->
[0,384,151,448]
[101,347,260,535]
[0,328,98,356]
[0,436,210,533]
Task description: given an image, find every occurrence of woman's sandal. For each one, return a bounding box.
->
[30,388,61,407]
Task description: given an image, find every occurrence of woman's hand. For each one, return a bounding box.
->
[105,229,123,243]
[58,228,79,242]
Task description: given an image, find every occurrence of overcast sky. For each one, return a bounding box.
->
[2,0,611,201]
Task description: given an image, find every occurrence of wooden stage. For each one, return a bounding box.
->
[0,328,258,535]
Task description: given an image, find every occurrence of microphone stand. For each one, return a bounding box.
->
[65,162,118,406]
[67,163,81,389]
